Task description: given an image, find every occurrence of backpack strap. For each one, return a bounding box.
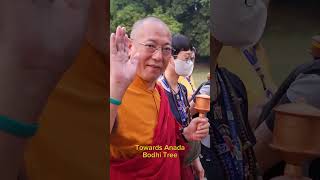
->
[190,80,210,102]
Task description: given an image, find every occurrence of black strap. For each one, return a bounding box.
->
[190,80,210,102]
[259,60,320,129]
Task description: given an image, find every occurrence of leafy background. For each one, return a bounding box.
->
[110,0,210,58]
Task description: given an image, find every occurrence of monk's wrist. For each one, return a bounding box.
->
[0,75,60,124]
[110,81,128,101]
[110,90,125,102]
[182,126,192,142]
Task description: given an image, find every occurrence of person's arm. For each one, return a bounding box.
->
[254,122,282,173]
[192,157,205,180]
[0,1,92,179]
[255,72,320,173]
[189,101,197,116]
[109,27,140,133]
[286,73,320,109]
[183,117,210,141]
[254,95,290,173]
[248,98,269,130]
[109,89,126,133]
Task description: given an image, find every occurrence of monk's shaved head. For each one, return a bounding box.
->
[127,16,172,83]
[130,16,171,39]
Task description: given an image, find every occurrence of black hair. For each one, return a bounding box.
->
[172,34,193,56]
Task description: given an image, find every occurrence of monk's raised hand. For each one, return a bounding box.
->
[0,0,91,123]
[183,117,210,141]
[0,0,91,73]
[110,26,139,90]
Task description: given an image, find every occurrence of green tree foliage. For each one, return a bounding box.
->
[151,7,183,34]
[110,0,209,57]
[111,4,146,33]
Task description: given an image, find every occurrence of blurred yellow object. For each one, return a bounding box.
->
[313,42,320,49]
[219,43,277,107]
[25,41,107,180]
[312,35,320,49]
[178,76,196,98]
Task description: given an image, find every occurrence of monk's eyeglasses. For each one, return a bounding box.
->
[137,42,174,57]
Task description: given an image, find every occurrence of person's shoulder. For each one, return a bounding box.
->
[220,67,243,82]
[220,67,248,100]
[287,73,320,109]
[305,60,320,75]
[157,75,171,93]
[220,67,246,89]
[292,60,320,75]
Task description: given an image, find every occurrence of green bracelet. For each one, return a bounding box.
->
[109,97,122,105]
[0,115,39,138]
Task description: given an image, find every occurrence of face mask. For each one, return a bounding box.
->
[174,59,194,77]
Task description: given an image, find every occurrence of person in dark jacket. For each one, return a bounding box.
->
[254,35,320,180]
[200,36,260,180]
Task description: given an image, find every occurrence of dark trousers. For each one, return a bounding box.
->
[199,144,225,180]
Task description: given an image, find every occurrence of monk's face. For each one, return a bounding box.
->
[130,21,172,83]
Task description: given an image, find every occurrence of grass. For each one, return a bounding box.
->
[192,62,210,87]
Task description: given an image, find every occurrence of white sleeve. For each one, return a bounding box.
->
[199,84,210,96]
[286,73,320,109]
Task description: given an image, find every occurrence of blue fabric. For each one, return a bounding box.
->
[242,47,273,99]
[159,76,190,127]
[214,72,244,180]
[203,67,257,180]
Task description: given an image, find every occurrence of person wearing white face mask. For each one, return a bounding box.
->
[159,34,198,119]
[159,34,205,180]
[175,57,194,77]
[178,48,199,100]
